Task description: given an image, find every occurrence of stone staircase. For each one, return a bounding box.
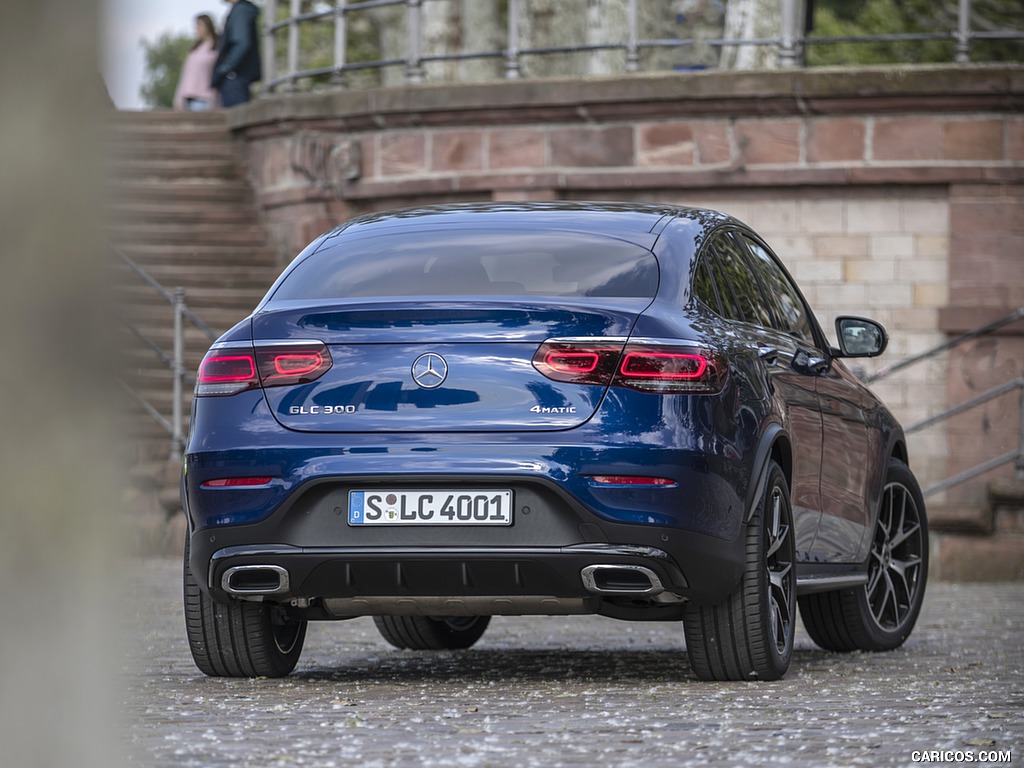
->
[107,110,282,551]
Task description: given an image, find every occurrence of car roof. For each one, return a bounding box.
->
[325,201,736,243]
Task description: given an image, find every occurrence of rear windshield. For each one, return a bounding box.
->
[269,229,659,300]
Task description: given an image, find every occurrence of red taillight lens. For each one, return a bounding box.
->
[202,477,274,488]
[271,352,324,377]
[197,353,259,396]
[619,351,707,380]
[196,342,332,397]
[615,346,723,393]
[532,341,624,385]
[544,351,600,375]
[257,346,331,386]
[533,338,725,394]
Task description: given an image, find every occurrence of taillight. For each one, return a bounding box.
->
[197,353,259,396]
[257,345,331,387]
[533,339,725,394]
[196,342,332,397]
[532,341,625,386]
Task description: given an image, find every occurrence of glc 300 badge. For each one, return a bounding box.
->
[411,353,448,389]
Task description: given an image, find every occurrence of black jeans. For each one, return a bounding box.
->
[219,76,253,108]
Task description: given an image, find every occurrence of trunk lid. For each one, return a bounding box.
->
[252,299,649,432]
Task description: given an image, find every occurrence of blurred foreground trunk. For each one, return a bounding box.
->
[0,1,120,766]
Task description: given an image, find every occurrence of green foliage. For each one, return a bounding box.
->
[808,0,1023,66]
[139,32,193,109]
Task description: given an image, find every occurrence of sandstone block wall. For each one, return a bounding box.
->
[227,65,1024,577]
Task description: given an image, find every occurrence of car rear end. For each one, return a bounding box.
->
[183,209,753,622]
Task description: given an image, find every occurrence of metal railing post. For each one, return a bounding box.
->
[1017,380,1024,478]
[956,0,972,63]
[405,0,424,84]
[172,288,186,458]
[505,0,521,79]
[263,0,277,94]
[333,0,348,86]
[626,0,639,72]
[287,0,300,91]
[779,0,800,67]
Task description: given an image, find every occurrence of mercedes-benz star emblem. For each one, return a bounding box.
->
[411,353,448,389]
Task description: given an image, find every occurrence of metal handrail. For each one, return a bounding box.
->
[114,242,216,458]
[867,309,1024,497]
[113,242,218,342]
[261,0,1023,94]
[866,307,1024,384]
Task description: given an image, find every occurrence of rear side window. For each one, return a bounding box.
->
[738,235,815,344]
[691,258,722,315]
[269,230,659,301]
[703,233,774,327]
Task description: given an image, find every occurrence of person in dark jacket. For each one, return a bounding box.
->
[212,0,261,107]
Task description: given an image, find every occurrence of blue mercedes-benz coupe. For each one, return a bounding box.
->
[182,202,928,681]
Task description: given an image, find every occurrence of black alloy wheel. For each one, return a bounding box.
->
[374,615,491,650]
[799,459,928,652]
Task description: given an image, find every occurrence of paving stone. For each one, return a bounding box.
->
[123,557,1024,767]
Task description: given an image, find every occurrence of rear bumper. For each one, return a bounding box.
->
[184,392,755,611]
[191,525,747,609]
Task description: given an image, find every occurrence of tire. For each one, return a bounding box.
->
[683,460,796,681]
[374,615,491,650]
[799,458,928,652]
[183,535,307,677]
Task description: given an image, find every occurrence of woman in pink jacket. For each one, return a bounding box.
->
[174,15,220,111]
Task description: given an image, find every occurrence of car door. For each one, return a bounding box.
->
[738,233,874,563]
[698,232,825,562]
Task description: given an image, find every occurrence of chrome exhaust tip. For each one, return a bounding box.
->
[221,565,290,596]
[580,564,664,595]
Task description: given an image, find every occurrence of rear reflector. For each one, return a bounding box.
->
[533,339,725,394]
[201,477,273,488]
[196,341,332,397]
[589,475,676,486]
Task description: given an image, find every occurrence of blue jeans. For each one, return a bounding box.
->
[219,76,253,108]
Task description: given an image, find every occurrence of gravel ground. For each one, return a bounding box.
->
[123,557,1023,767]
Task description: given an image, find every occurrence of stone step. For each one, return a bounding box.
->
[109,222,270,247]
[116,302,249,331]
[113,243,278,267]
[109,126,235,145]
[114,284,264,310]
[108,109,274,493]
[108,157,245,181]
[109,202,261,227]
[107,179,255,205]
[106,110,226,129]
[109,140,239,163]
[113,262,277,290]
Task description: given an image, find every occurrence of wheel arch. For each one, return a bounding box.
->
[890,436,909,466]
[744,423,791,523]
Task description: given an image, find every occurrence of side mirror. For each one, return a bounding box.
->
[834,316,888,358]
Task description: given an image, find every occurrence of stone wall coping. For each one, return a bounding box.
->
[228,64,1024,135]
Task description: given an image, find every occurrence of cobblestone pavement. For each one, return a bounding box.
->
[123,557,1023,767]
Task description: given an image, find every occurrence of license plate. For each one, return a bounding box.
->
[348,490,513,526]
